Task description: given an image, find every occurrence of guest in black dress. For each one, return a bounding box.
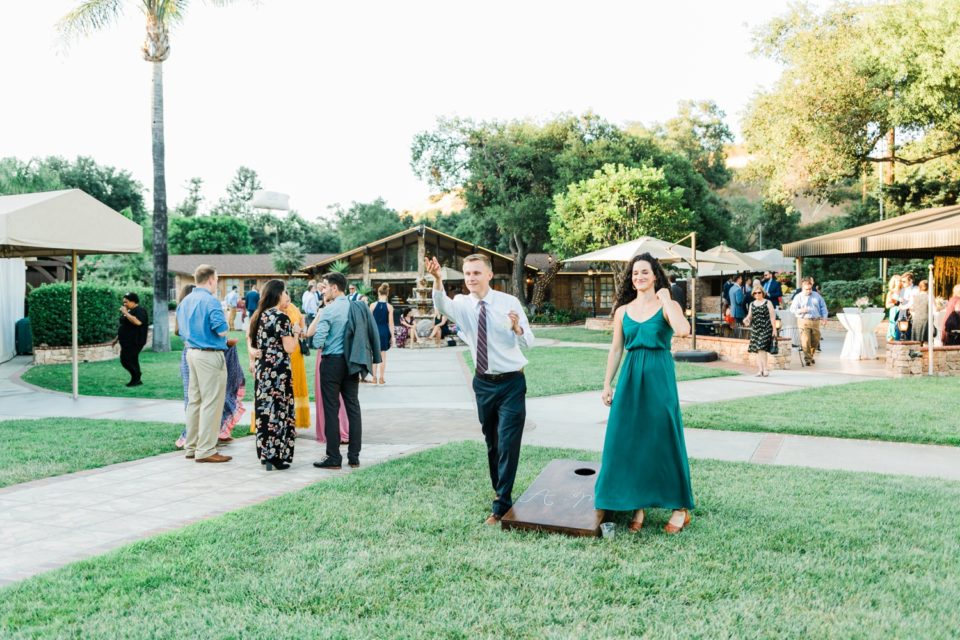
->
[369,283,395,384]
[745,284,776,377]
[247,279,298,471]
[115,292,149,387]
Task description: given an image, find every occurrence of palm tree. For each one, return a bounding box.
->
[58,1,237,352]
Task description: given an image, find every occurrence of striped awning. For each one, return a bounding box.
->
[783,204,960,259]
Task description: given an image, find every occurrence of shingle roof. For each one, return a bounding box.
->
[168,254,334,276]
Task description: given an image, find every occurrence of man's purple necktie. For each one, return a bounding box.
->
[476,300,488,374]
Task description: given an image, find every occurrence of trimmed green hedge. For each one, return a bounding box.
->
[28,283,152,348]
[819,278,884,313]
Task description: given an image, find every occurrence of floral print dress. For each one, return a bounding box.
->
[255,309,295,464]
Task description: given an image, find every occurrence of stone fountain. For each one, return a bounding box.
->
[406,277,442,349]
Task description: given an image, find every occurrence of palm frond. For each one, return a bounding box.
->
[57,0,126,41]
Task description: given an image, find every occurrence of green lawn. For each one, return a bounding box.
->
[0,418,245,488]
[682,377,960,447]
[21,332,317,401]
[2,443,959,638]
[467,346,739,397]
[533,326,612,343]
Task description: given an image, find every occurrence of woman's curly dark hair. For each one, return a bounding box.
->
[614,252,671,309]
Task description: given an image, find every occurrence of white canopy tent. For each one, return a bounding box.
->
[0,189,143,398]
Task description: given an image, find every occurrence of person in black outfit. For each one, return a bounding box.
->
[115,293,149,387]
[669,275,687,310]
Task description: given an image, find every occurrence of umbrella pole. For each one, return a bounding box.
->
[72,250,78,400]
[929,262,934,376]
[691,232,697,351]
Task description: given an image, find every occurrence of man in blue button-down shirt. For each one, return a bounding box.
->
[789,276,828,366]
[176,265,231,463]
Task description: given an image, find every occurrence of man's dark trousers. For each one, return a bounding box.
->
[473,373,526,517]
[319,354,361,463]
[119,342,143,383]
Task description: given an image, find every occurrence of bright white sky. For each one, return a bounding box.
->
[0,0,827,222]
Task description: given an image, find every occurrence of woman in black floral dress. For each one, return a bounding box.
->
[247,279,299,470]
[745,284,777,377]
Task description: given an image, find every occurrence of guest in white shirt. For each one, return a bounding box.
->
[426,254,534,526]
[301,280,321,326]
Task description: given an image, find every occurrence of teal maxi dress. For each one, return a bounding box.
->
[594,307,695,511]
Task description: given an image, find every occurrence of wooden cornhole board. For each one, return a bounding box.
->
[501,459,602,537]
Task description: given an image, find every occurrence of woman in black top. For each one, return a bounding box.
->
[115,292,149,387]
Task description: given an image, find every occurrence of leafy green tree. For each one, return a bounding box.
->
[726,196,801,252]
[44,156,147,223]
[0,156,146,223]
[211,166,261,218]
[630,100,734,188]
[58,0,244,352]
[169,215,253,254]
[0,157,64,194]
[430,209,503,251]
[272,241,306,275]
[413,113,735,303]
[550,163,691,287]
[174,177,204,217]
[332,198,410,250]
[743,0,960,201]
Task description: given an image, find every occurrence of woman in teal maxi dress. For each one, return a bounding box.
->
[595,253,695,534]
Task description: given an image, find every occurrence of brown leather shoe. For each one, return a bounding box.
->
[184,453,195,459]
[664,510,691,534]
[217,437,234,444]
[484,514,502,526]
[628,509,645,533]
[196,453,232,463]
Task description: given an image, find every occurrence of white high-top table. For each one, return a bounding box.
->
[837,309,885,359]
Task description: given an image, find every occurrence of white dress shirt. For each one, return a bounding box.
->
[432,288,534,374]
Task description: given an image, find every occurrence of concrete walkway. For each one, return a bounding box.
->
[1,331,958,585]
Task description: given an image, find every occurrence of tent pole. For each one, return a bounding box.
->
[929,262,935,376]
[71,250,78,400]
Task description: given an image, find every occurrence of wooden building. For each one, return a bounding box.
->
[168,253,334,299]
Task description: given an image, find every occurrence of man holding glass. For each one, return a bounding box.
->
[426,254,534,526]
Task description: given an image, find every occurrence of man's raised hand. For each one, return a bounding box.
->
[425,257,443,279]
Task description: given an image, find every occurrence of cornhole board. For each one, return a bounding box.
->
[500,459,603,537]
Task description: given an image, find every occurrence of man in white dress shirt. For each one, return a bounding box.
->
[426,254,535,525]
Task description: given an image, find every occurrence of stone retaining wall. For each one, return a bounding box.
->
[585,317,613,331]
[885,341,960,377]
[671,335,793,369]
[33,342,118,365]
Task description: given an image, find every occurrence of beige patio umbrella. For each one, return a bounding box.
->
[562,236,739,267]
[697,242,772,276]
[0,190,143,399]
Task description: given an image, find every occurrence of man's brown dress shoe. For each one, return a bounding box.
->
[196,453,232,463]
[217,437,234,444]
[185,453,195,459]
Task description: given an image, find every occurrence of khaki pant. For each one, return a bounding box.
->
[798,319,821,364]
[185,349,227,459]
[227,307,237,330]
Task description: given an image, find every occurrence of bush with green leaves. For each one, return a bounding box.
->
[818,278,884,313]
[530,301,587,325]
[28,283,152,348]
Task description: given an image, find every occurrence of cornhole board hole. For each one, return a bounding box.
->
[501,459,602,537]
